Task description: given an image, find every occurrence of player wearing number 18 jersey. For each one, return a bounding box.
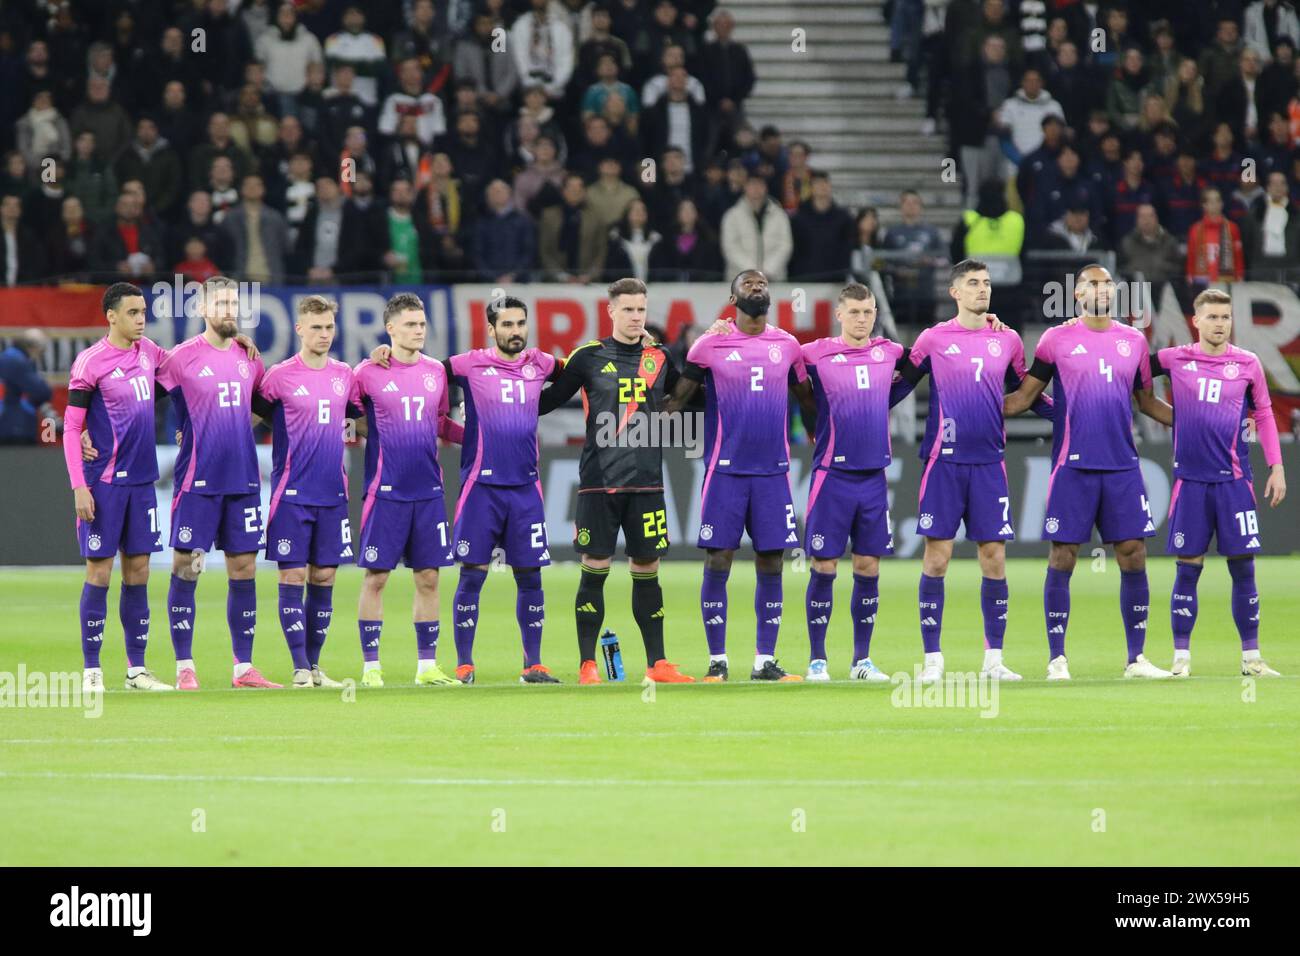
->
[1154,288,1286,678]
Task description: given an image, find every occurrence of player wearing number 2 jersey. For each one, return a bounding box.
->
[1005,264,1174,681]
[1153,288,1286,678]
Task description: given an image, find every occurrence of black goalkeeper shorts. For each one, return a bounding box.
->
[574,491,670,560]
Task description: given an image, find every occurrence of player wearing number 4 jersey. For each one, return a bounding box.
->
[1153,288,1286,678]
[351,294,465,688]
[253,296,360,689]
[894,260,1055,685]
[1006,264,1175,680]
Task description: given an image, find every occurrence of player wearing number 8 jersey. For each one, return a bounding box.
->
[1005,264,1174,680]
[1153,288,1286,678]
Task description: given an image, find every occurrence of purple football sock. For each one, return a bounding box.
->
[981,577,1009,650]
[851,573,879,661]
[805,569,835,660]
[79,582,108,669]
[415,620,440,661]
[1119,568,1150,664]
[701,566,729,656]
[228,578,257,665]
[1228,558,1260,651]
[277,581,308,670]
[1044,567,1071,659]
[755,571,783,656]
[304,583,333,667]
[453,567,487,666]
[167,574,197,661]
[918,573,944,654]
[359,619,382,662]
[119,582,149,669]
[1171,561,1202,651]
[515,569,544,667]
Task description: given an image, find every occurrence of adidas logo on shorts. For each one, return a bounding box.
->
[999,523,1013,535]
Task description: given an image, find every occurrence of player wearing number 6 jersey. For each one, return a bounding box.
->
[1005,264,1175,680]
[252,296,360,689]
[1153,288,1286,678]
[894,260,1055,685]
[350,294,464,688]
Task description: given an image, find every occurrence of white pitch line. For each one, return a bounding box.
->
[1,770,1295,789]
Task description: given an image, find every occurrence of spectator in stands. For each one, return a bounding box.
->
[644,147,698,233]
[454,9,520,117]
[1258,38,1298,119]
[380,58,447,151]
[174,235,221,282]
[1044,202,1106,254]
[66,132,117,226]
[952,33,1012,208]
[413,153,464,259]
[720,173,793,280]
[170,190,230,269]
[189,0,254,96]
[849,206,882,284]
[958,0,1022,72]
[1146,122,1180,183]
[696,157,742,229]
[1230,166,1269,228]
[641,66,710,175]
[789,171,854,281]
[587,155,639,233]
[1047,41,1098,132]
[324,6,387,108]
[207,155,240,225]
[641,44,706,109]
[949,180,1024,275]
[70,76,133,164]
[319,64,373,161]
[1199,18,1245,101]
[699,8,755,140]
[47,195,94,279]
[156,81,201,162]
[1111,149,1156,245]
[1186,186,1245,284]
[475,179,536,283]
[997,67,1064,168]
[1159,149,1208,240]
[1092,4,1130,73]
[434,111,499,212]
[1119,203,1182,284]
[382,177,435,283]
[294,174,344,280]
[1247,169,1300,278]
[149,27,200,111]
[540,173,608,283]
[1222,49,1270,148]
[189,113,252,192]
[1016,115,1065,209]
[745,125,790,189]
[1171,58,1208,146]
[114,116,182,221]
[17,89,71,170]
[380,115,426,192]
[881,189,944,325]
[0,328,54,443]
[780,141,813,214]
[577,4,634,85]
[604,198,662,282]
[391,0,451,89]
[1256,112,1294,183]
[1244,1,1300,61]
[261,115,318,202]
[513,134,566,216]
[649,197,722,280]
[25,159,68,240]
[277,152,316,244]
[255,3,323,117]
[1026,144,1094,243]
[91,190,163,279]
[582,52,640,123]
[1,194,47,284]
[229,83,278,155]
[222,173,290,283]
[1199,123,1245,197]
[1147,22,1183,104]
[337,126,377,197]
[1106,48,1150,133]
[512,0,575,102]
[632,1,698,85]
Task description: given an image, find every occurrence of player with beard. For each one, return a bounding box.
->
[664,270,818,682]
[1005,264,1174,679]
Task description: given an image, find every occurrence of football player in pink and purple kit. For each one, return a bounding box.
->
[350,293,464,687]
[664,270,818,682]
[447,296,565,684]
[1006,264,1175,680]
[63,283,173,692]
[253,295,359,689]
[1153,288,1286,677]
[894,260,1055,684]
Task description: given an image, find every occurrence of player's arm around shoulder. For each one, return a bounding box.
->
[1004,327,1053,417]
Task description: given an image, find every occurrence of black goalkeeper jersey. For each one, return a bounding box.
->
[538,336,681,493]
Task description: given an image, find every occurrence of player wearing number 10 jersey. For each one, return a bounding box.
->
[1153,288,1286,678]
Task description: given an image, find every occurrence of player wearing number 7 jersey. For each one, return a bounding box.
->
[1005,264,1175,680]
[1153,288,1286,678]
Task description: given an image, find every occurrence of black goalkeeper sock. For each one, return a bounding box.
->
[631,570,666,666]
[576,563,609,662]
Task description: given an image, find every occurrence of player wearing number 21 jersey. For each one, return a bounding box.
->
[1153,287,1286,678]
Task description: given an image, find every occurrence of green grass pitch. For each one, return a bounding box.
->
[1,557,1296,866]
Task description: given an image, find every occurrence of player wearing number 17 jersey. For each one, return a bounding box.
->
[1005,264,1174,680]
[1154,288,1286,678]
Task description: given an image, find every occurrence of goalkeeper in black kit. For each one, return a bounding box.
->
[538,278,696,684]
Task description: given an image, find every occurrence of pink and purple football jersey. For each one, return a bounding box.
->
[907,319,1034,464]
[1032,320,1152,471]
[448,347,558,487]
[66,335,168,486]
[156,335,265,495]
[686,324,807,475]
[801,336,904,471]
[1156,343,1282,482]
[351,354,452,500]
[258,355,357,506]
